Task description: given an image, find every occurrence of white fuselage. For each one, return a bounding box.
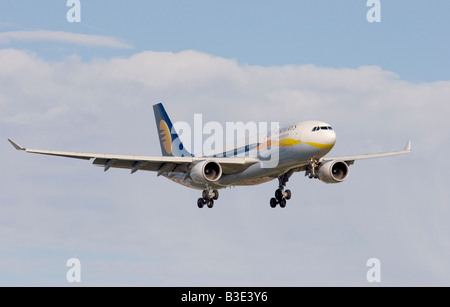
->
[164,121,337,190]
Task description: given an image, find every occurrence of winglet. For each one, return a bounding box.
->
[405,141,412,152]
[8,138,26,151]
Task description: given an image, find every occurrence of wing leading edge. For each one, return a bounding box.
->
[320,141,412,165]
[7,139,259,175]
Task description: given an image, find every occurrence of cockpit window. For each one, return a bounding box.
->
[312,126,333,132]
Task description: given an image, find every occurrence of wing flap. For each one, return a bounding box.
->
[91,156,259,174]
[92,158,165,172]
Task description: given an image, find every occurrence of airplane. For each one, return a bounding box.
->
[8,103,411,209]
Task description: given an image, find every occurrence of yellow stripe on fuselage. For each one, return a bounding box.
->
[255,138,302,150]
[254,138,333,151]
[304,142,334,150]
[279,138,303,147]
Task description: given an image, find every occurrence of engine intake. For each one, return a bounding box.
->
[317,160,349,184]
[190,160,222,184]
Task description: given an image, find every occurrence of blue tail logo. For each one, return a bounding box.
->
[153,103,192,157]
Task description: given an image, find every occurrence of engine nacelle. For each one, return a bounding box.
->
[190,160,222,184]
[317,160,349,184]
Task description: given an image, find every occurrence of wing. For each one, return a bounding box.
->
[7,139,259,175]
[320,141,412,165]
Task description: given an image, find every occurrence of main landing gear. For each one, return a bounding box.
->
[270,170,294,208]
[197,189,219,209]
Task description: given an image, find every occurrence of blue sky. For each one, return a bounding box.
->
[1,1,449,286]
[2,1,450,81]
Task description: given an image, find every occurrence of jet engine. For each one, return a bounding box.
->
[317,160,349,184]
[190,160,223,184]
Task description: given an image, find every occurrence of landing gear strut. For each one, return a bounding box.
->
[197,189,219,209]
[306,158,319,179]
[270,170,294,208]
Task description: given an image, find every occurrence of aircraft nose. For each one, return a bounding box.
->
[306,123,336,150]
[327,130,336,146]
[318,129,336,149]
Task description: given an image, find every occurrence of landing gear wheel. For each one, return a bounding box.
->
[202,190,209,200]
[275,189,283,201]
[285,189,291,200]
[199,189,218,208]
[270,170,295,208]
[212,190,219,200]
[197,198,205,209]
[270,198,277,208]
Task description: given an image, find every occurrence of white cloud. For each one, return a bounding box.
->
[1,49,448,153]
[0,30,132,49]
[1,49,449,286]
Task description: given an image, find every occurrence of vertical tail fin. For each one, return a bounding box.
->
[153,103,192,157]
